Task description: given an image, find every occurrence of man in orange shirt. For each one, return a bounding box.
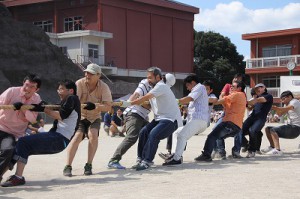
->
[194,80,246,162]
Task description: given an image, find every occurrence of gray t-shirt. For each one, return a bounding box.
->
[287,99,300,126]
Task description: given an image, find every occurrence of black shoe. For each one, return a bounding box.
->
[232,149,243,159]
[241,144,249,153]
[194,153,212,162]
[158,152,173,161]
[63,165,72,177]
[162,158,182,166]
[84,163,92,175]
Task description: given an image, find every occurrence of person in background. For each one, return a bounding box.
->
[203,80,218,127]
[110,108,125,137]
[103,109,113,135]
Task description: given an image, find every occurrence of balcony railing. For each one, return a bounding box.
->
[76,55,116,67]
[246,54,300,69]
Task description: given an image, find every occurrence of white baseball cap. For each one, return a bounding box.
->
[84,63,101,75]
[165,73,176,87]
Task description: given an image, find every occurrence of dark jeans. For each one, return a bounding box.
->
[213,116,226,155]
[240,116,266,152]
[110,112,148,162]
[11,131,69,165]
[138,119,178,163]
[0,131,16,176]
[203,121,241,157]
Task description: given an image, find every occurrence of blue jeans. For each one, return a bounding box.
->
[138,119,178,163]
[203,121,241,156]
[238,116,266,152]
[213,117,226,155]
[12,131,69,165]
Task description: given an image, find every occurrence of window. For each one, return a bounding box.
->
[33,20,53,32]
[262,76,280,88]
[60,47,68,56]
[64,16,83,32]
[88,44,99,59]
[262,44,292,58]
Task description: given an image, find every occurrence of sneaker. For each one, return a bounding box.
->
[266,148,283,156]
[231,149,243,159]
[241,144,249,153]
[131,159,142,169]
[107,161,126,169]
[84,163,92,175]
[1,175,25,187]
[158,152,173,161]
[162,158,182,166]
[63,165,72,177]
[118,133,125,137]
[256,150,263,155]
[246,151,255,158]
[213,152,226,160]
[194,153,212,162]
[136,161,150,171]
[261,146,274,153]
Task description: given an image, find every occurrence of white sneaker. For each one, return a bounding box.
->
[266,148,283,156]
[246,151,255,158]
[261,146,274,153]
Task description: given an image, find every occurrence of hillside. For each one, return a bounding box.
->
[0,4,83,103]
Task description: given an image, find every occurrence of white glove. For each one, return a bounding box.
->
[120,101,131,108]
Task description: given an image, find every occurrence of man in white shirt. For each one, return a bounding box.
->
[130,67,182,171]
[162,74,209,165]
[262,91,300,155]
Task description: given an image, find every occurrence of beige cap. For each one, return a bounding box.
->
[84,63,101,75]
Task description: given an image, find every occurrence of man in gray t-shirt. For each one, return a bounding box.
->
[262,91,300,156]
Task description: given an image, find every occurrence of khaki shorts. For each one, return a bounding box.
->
[77,118,101,139]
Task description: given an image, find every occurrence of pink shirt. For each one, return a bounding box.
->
[0,87,41,138]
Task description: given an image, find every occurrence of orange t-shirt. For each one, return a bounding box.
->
[222,91,246,128]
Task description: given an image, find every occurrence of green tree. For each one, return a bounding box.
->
[194,30,246,96]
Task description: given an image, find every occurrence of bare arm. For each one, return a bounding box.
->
[247,96,267,106]
[272,105,294,116]
[131,93,154,106]
[178,96,193,105]
[44,108,62,120]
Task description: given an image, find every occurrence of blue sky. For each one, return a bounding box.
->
[179,0,300,60]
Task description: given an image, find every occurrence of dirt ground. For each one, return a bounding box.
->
[1,122,300,199]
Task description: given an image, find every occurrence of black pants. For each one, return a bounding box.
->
[0,131,16,177]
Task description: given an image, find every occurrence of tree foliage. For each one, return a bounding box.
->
[194,30,246,96]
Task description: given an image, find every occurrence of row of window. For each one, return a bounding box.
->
[262,44,292,58]
[33,16,83,32]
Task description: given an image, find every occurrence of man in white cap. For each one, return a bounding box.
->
[63,63,112,176]
[233,83,273,158]
[162,74,209,165]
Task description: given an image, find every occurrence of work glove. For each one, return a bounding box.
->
[30,101,47,112]
[83,102,96,110]
[13,102,23,110]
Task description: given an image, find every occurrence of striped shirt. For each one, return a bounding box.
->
[187,83,209,122]
[123,79,151,120]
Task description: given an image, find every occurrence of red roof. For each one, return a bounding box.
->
[242,28,300,40]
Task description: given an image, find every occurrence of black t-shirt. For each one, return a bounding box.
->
[251,92,273,119]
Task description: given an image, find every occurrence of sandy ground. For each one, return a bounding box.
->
[1,122,300,199]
